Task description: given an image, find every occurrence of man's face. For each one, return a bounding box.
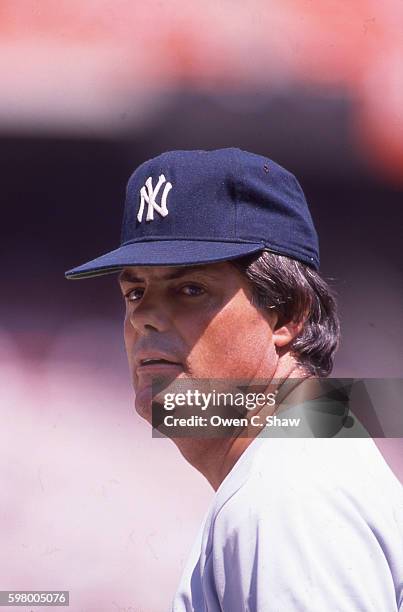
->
[118,262,279,422]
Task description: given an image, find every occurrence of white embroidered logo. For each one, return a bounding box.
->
[137,174,172,222]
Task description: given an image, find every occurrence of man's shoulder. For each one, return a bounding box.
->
[212,437,402,531]
[197,438,403,612]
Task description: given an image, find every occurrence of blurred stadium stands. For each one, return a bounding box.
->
[1,2,402,610]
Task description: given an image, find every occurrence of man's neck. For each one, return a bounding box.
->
[172,361,312,491]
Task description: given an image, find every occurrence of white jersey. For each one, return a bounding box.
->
[171,437,403,611]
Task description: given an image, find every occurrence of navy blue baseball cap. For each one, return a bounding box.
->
[65,148,319,279]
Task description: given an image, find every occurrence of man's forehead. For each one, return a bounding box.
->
[118,263,230,284]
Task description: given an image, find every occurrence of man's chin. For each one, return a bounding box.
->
[134,373,185,423]
[134,377,180,423]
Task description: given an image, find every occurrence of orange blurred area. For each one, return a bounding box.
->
[0,0,402,182]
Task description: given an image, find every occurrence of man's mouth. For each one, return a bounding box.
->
[140,358,182,366]
[136,357,184,374]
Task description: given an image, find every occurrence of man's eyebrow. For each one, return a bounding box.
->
[118,266,214,284]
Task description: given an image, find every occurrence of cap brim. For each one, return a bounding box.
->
[65,240,265,279]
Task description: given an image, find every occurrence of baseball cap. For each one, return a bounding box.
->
[65,148,319,279]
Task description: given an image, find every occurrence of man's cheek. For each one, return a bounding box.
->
[188,331,242,376]
[123,317,135,365]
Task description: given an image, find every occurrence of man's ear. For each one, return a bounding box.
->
[273,319,304,348]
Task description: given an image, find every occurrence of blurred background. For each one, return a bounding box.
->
[1,1,402,610]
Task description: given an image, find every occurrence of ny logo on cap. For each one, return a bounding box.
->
[137,174,172,223]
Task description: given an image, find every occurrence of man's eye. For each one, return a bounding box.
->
[180,284,205,297]
[125,287,144,302]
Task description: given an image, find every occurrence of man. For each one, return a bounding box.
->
[66,148,402,611]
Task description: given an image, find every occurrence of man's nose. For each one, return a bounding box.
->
[128,294,171,335]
